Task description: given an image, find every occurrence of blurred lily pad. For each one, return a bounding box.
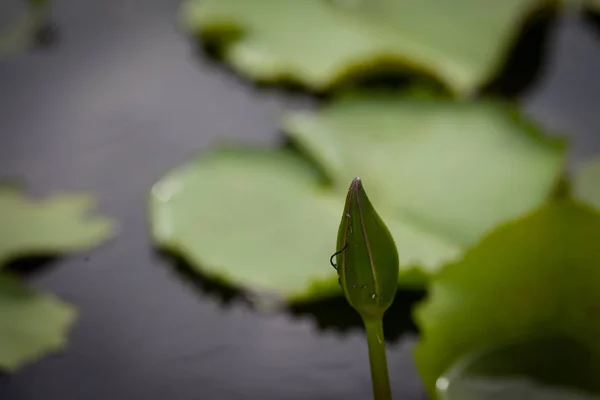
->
[0,274,76,371]
[182,0,551,96]
[150,148,345,302]
[0,186,116,266]
[0,0,50,58]
[574,157,600,210]
[285,92,566,264]
[414,200,600,398]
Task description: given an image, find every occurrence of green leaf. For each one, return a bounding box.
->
[0,0,49,59]
[181,0,550,96]
[285,92,566,276]
[335,178,399,320]
[150,148,345,302]
[0,186,117,266]
[0,274,76,371]
[413,200,600,399]
[574,158,600,210]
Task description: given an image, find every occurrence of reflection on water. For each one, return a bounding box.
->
[439,337,600,399]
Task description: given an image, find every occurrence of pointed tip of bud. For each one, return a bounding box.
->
[350,177,362,192]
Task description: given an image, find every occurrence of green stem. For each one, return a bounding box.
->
[363,317,392,400]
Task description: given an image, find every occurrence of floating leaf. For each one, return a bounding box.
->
[413,200,600,399]
[150,148,345,302]
[0,0,49,58]
[0,186,116,266]
[285,92,566,275]
[0,274,76,371]
[574,157,600,210]
[182,0,550,96]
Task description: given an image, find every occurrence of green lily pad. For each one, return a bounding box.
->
[150,148,345,302]
[0,0,49,59]
[0,274,76,371]
[574,158,600,210]
[413,200,600,399]
[285,92,566,265]
[0,186,117,266]
[182,0,550,96]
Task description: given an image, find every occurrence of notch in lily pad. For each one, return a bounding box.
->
[332,178,399,400]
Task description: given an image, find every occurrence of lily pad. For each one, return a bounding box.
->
[0,274,76,371]
[285,92,566,262]
[0,185,116,266]
[150,148,345,302]
[0,0,49,58]
[574,158,600,210]
[182,0,550,96]
[413,200,600,399]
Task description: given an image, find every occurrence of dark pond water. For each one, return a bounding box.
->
[0,1,599,399]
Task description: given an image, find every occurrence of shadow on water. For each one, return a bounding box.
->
[34,21,59,49]
[584,10,600,38]
[159,249,424,341]
[289,289,424,342]
[482,7,558,99]
[4,256,58,278]
[157,249,248,307]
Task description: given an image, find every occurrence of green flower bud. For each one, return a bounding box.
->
[333,178,399,320]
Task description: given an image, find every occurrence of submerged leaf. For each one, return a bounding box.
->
[413,200,600,398]
[0,186,117,266]
[574,157,600,210]
[182,0,550,96]
[335,178,399,320]
[0,274,76,371]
